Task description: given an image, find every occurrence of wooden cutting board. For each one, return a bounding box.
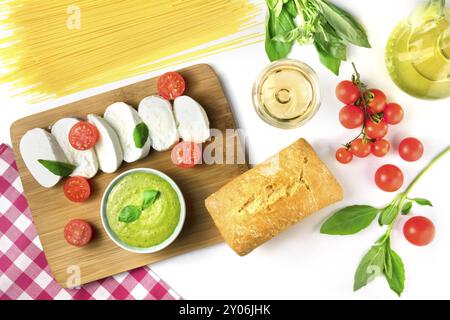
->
[10,64,248,287]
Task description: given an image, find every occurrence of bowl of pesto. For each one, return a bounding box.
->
[101,168,185,253]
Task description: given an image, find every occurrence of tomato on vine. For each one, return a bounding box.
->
[336,147,353,164]
[350,138,371,158]
[383,103,404,125]
[339,105,364,129]
[366,119,388,139]
[366,89,387,113]
[371,139,390,157]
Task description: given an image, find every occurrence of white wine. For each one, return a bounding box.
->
[386,0,450,100]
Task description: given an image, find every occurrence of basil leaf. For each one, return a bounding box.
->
[384,245,405,296]
[38,159,76,177]
[378,204,399,226]
[314,41,341,75]
[142,190,160,211]
[320,205,378,235]
[314,23,347,61]
[265,7,296,61]
[316,0,371,48]
[272,26,302,43]
[401,201,413,215]
[412,198,433,207]
[118,205,142,223]
[353,243,385,291]
[133,123,149,149]
[285,0,298,17]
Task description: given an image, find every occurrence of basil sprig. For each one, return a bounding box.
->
[118,189,160,224]
[321,146,449,296]
[264,0,371,75]
[38,159,75,177]
[133,122,149,149]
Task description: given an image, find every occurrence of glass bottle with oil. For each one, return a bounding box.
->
[386,0,450,100]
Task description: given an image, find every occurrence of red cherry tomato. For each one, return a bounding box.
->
[367,89,387,113]
[371,139,390,157]
[64,177,91,203]
[399,137,424,162]
[336,147,353,164]
[383,103,404,125]
[350,138,371,158]
[375,164,404,192]
[339,105,364,129]
[69,121,99,151]
[171,141,202,169]
[403,216,435,246]
[366,119,388,139]
[157,72,186,100]
[64,219,93,247]
[336,80,360,105]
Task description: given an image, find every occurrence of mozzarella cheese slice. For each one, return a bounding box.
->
[104,102,151,163]
[138,96,179,151]
[51,118,99,178]
[87,114,123,173]
[20,128,69,188]
[174,96,210,143]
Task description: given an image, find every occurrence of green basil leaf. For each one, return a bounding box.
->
[412,198,433,207]
[379,204,399,226]
[314,23,347,61]
[133,122,149,149]
[285,0,298,17]
[401,201,413,215]
[353,243,385,291]
[384,245,405,296]
[314,41,341,75]
[265,7,296,61]
[316,0,371,48]
[272,26,302,43]
[142,190,160,211]
[118,205,142,223]
[38,159,76,177]
[320,205,379,235]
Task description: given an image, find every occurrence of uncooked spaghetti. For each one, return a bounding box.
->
[0,0,262,103]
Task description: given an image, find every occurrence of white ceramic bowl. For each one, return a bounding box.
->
[101,168,186,254]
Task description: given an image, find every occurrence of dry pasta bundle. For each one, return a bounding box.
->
[0,0,262,103]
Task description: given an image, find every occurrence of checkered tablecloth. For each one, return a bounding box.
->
[0,143,181,300]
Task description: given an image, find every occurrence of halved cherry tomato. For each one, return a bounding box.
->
[399,137,424,162]
[403,216,435,246]
[64,219,93,247]
[64,176,91,202]
[350,138,371,158]
[336,80,360,105]
[336,147,353,164]
[157,72,186,100]
[339,105,364,129]
[366,119,388,139]
[69,121,99,151]
[371,139,390,157]
[171,142,202,169]
[366,89,387,113]
[375,164,404,192]
[383,103,404,125]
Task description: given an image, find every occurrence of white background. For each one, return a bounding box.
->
[1,0,449,299]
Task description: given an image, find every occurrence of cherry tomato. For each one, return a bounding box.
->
[399,137,424,162]
[339,105,364,129]
[64,219,93,247]
[157,72,186,100]
[336,80,360,105]
[403,216,435,246]
[350,138,371,158]
[375,164,404,192]
[336,147,353,164]
[366,89,387,113]
[64,177,91,203]
[371,139,390,157]
[366,119,388,139]
[69,121,99,151]
[171,141,202,169]
[383,103,404,125]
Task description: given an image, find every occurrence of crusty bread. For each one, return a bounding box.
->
[205,138,343,256]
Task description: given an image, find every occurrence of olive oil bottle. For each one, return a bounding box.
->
[386,0,450,99]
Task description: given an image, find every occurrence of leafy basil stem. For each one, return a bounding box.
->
[321,146,450,296]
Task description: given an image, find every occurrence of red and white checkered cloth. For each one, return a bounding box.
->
[0,143,181,300]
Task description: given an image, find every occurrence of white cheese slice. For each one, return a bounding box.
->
[51,118,99,178]
[19,128,68,188]
[104,102,151,163]
[138,96,179,151]
[173,96,210,143]
[87,114,123,173]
